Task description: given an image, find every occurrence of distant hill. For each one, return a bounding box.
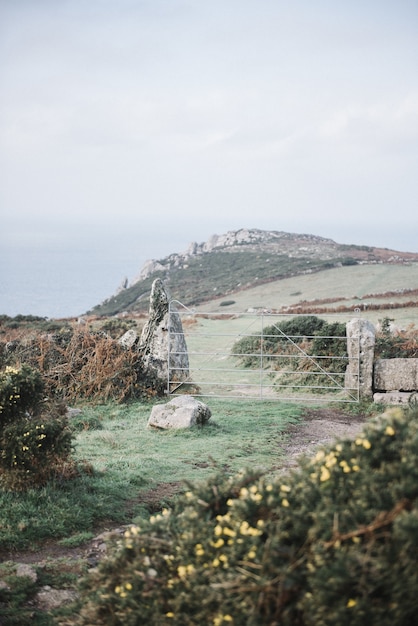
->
[88,229,418,317]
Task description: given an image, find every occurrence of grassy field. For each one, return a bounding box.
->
[195,263,418,325]
[0,399,303,553]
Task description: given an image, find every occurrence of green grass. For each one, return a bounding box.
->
[0,399,303,552]
[195,263,418,325]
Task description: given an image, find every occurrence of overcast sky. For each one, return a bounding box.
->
[1,0,418,304]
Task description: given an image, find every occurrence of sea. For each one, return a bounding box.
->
[0,241,149,319]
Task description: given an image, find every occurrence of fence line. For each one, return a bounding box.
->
[168,302,360,402]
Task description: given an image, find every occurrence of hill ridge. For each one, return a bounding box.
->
[89,229,418,317]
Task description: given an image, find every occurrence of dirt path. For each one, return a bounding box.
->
[279,407,366,471]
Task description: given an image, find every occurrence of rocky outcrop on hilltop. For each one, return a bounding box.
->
[131,228,417,284]
[133,229,339,282]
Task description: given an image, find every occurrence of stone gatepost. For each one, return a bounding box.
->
[345,318,375,400]
[139,279,189,389]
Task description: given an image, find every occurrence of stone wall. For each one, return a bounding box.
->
[345,318,418,404]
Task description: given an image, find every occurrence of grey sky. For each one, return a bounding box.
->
[1,0,418,269]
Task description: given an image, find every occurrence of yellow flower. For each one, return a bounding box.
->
[280,484,291,493]
[213,616,233,626]
[347,598,357,608]
[281,498,290,507]
[195,544,205,556]
[385,425,395,436]
[166,612,175,618]
[223,527,236,538]
[320,467,331,482]
[125,583,132,591]
[212,538,225,549]
[247,549,256,559]
[177,565,187,579]
[355,437,371,450]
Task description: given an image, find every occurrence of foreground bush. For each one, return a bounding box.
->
[73,407,418,625]
[0,364,75,490]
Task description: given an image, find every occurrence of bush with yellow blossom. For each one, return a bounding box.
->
[73,406,418,625]
[0,364,74,490]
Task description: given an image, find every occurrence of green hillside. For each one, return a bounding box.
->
[88,229,418,318]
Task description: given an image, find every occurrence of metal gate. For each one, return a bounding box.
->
[167,301,360,402]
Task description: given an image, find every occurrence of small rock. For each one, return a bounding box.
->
[36,587,78,610]
[148,395,211,429]
[66,407,82,418]
[373,391,414,405]
[118,329,139,349]
[15,563,37,583]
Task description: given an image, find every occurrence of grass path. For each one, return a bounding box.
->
[0,399,303,553]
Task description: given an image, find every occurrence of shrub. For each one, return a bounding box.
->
[0,418,75,491]
[0,364,44,426]
[233,316,328,367]
[232,317,348,394]
[72,407,418,626]
[375,319,418,359]
[0,364,76,491]
[1,328,155,404]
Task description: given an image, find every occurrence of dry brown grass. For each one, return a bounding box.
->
[1,327,150,403]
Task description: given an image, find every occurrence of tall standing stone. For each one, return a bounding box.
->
[345,318,375,400]
[139,279,189,390]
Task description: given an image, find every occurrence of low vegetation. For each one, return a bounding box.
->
[1,306,418,623]
[0,399,302,552]
[0,318,158,404]
[67,406,418,626]
[0,364,75,491]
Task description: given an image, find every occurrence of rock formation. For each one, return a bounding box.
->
[345,318,376,400]
[139,279,189,390]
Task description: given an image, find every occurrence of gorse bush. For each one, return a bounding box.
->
[0,414,74,488]
[0,364,44,425]
[73,407,418,626]
[0,364,75,491]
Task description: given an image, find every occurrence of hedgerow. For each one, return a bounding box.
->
[0,327,161,404]
[71,406,418,626]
